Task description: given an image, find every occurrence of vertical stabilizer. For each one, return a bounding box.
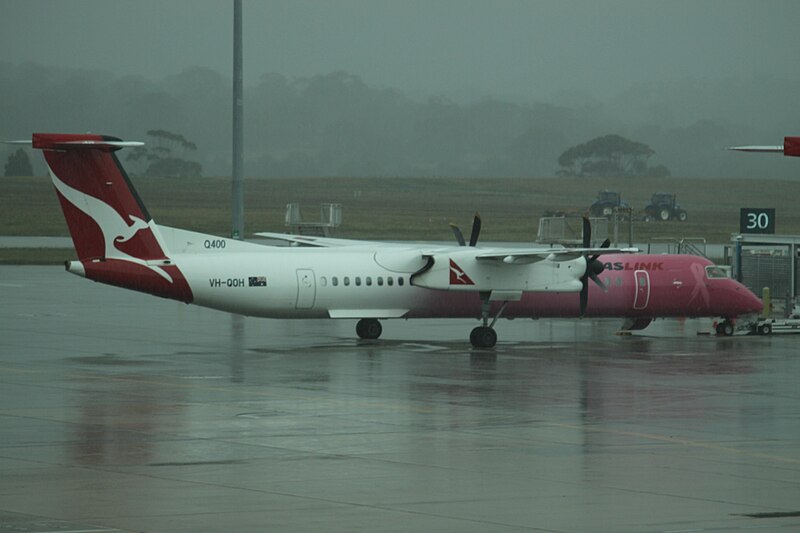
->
[32,133,193,302]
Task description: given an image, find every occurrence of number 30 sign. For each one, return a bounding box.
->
[740,208,775,234]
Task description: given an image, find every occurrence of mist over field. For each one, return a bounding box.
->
[2,1,799,179]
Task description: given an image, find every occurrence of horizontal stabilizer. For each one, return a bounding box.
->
[32,133,143,152]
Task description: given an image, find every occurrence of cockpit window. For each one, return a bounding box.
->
[705,265,728,279]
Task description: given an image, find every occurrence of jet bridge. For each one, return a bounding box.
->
[731,233,800,316]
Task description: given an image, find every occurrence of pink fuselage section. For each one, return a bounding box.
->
[407,254,762,320]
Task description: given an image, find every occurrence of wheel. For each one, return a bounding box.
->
[659,208,670,221]
[470,326,497,348]
[757,323,772,335]
[356,318,382,339]
[602,206,613,216]
[716,321,734,336]
[678,210,688,222]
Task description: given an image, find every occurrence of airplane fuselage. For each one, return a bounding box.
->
[96,239,758,322]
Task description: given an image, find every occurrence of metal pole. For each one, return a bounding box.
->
[231,0,244,239]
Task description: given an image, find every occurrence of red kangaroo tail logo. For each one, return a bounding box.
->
[449,259,475,285]
[33,133,193,302]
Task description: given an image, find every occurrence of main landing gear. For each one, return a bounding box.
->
[355,295,508,348]
[470,293,509,349]
[356,318,382,340]
[715,319,735,336]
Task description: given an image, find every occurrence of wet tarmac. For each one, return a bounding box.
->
[1,265,799,532]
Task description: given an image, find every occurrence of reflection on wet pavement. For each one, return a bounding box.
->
[2,267,799,532]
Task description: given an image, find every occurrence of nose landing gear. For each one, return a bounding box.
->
[469,293,509,348]
[715,319,735,336]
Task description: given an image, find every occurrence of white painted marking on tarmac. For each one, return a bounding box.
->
[401,343,447,352]
[38,529,120,533]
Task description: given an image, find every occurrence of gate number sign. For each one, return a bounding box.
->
[740,208,775,234]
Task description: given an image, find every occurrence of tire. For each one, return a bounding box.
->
[356,318,382,339]
[758,323,772,335]
[602,206,613,216]
[678,210,688,222]
[470,326,497,348]
[659,208,670,221]
[716,321,734,336]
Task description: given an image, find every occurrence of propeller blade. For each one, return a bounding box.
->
[582,216,591,248]
[450,223,466,246]
[468,213,482,247]
[589,273,608,291]
[579,220,610,314]
[580,277,589,316]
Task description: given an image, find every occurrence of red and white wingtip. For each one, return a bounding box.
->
[727,136,800,157]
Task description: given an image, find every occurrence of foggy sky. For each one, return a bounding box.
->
[3,0,799,101]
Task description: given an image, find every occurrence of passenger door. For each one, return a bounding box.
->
[295,269,316,309]
[633,270,650,310]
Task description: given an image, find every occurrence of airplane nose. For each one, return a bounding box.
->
[733,283,764,315]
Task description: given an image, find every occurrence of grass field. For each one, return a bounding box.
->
[3,174,800,264]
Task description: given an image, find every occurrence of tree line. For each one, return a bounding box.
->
[1,61,797,179]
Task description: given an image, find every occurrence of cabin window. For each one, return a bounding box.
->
[355,276,362,286]
[344,276,350,286]
[377,276,384,286]
[398,277,404,286]
[366,276,372,286]
[387,277,394,286]
[320,276,327,287]
[332,276,338,287]
[615,277,622,286]
[705,265,728,279]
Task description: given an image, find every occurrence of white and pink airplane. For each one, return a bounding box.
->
[29,133,762,347]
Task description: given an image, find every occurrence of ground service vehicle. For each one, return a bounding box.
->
[589,190,630,217]
[644,192,687,222]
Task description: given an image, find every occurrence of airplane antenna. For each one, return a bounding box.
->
[231,0,244,240]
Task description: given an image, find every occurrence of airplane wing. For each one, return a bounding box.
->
[475,246,639,264]
[727,137,800,157]
[254,232,457,252]
[253,232,384,247]
[727,145,784,153]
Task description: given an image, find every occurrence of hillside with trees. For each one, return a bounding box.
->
[1,62,797,179]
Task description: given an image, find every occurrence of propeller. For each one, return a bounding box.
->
[580,216,610,316]
[450,213,482,247]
